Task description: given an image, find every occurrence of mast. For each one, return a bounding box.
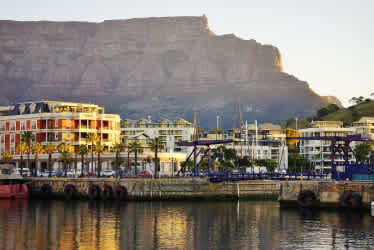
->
[238,98,243,158]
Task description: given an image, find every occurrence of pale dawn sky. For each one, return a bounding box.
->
[1,0,373,106]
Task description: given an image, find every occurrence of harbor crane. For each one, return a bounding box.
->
[177,139,234,176]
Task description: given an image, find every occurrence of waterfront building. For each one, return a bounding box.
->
[121,118,194,152]
[352,117,374,140]
[298,121,355,174]
[204,123,288,170]
[0,101,121,169]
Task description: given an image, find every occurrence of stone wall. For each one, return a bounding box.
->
[25,177,279,200]
[279,181,374,207]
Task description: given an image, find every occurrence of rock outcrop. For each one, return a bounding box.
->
[0,16,333,127]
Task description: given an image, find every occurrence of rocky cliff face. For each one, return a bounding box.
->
[0,16,333,127]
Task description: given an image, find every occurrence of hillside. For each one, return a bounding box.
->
[284,100,374,129]
[321,100,374,125]
[0,16,332,127]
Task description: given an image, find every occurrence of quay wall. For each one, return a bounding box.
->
[279,181,374,208]
[24,178,280,200]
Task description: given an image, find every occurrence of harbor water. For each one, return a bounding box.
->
[1,200,374,250]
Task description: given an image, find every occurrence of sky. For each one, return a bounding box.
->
[1,0,373,106]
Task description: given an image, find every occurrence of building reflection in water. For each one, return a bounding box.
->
[0,200,374,249]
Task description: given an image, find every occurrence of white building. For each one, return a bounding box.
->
[121,118,194,153]
[298,121,355,174]
[225,123,288,171]
[352,117,374,140]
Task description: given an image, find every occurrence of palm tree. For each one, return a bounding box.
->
[31,142,44,177]
[44,143,56,177]
[95,141,105,176]
[57,142,72,177]
[1,151,13,164]
[15,142,28,176]
[86,133,98,176]
[111,143,124,177]
[129,141,144,175]
[148,137,164,177]
[77,144,89,177]
[21,131,35,174]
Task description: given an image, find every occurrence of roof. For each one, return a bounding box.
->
[128,132,151,139]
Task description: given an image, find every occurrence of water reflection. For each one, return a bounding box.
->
[0,200,374,250]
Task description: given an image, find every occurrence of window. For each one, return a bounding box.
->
[0,135,3,144]
[31,120,37,130]
[10,134,14,144]
[10,122,15,131]
[67,120,71,127]
[55,119,59,128]
[0,122,4,131]
[55,133,60,141]
[20,121,26,130]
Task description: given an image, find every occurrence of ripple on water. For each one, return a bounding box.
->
[0,200,374,250]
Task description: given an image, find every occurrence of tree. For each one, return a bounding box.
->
[44,143,56,177]
[95,141,106,176]
[354,142,372,163]
[111,143,124,177]
[1,151,13,164]
[15,142,28,176]
[180,159,194,172]
[21,131,35,173]
[350,96,365,105]
[263,159,277,173]
[86,133,98,175]
[288,154,309,173]
[129,141,143,175]
[31,142,44,176]
[57,142,73,177]
[148,137,164,177]
[77,144,89,177]
[237,156,251,172]
[223,148,237,162]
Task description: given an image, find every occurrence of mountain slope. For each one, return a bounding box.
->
[0,16,331,127]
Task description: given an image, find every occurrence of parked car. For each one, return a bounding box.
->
[66,169,81,177]
[12,168,31,177]
[100,169,115,177]
[41,171,57,177]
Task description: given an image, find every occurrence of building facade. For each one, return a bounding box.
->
[121,118,194,152]
[203,123,288,170]
[0,101,121,156]
[352,117,374,140]
[298,121,355,174]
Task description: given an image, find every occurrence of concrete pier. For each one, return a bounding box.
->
[279,181,374,209]
[24,177,280,200]
[16,178,374,209]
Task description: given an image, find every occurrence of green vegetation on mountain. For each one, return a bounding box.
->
[284,96,374,128]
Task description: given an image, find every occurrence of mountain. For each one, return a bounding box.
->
[322,96,343,108]
[0,15,334,128]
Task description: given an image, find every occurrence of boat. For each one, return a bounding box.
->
[0,184,28,199]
